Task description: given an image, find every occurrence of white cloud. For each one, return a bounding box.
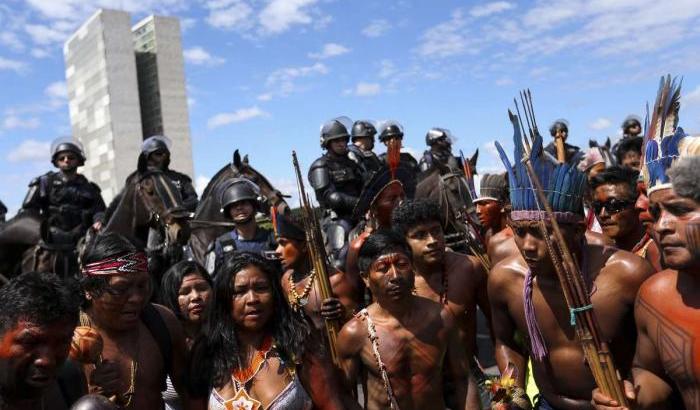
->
[0,31,24,51]
[416,9,476,58]
[180,17,196,31]
[257,93,272,101]
[344,82,381,97]
[3,115,40,130]
[495,76,513,86]
[0,57,26,73]
[183,47,225,66]
[685,85,700,106]
[362,19,390,37]
[7,139,50,162]
[469,1,515,18]
[195,175,211,196]
[589,117,612,131]
[25,23,67,45]
[378,59,396,79]
[45,81,67,99]
[308,43,350,59]
[31,48,50,59]
[258,0,317,34]
[264,62,328,96]
[207,106,269,129]
[206,0,253,30]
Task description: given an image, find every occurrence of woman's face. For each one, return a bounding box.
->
[177,273,212,325]
[230,266,274,333]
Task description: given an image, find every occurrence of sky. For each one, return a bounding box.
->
[3,0,700,214]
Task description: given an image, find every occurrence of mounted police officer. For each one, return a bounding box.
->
[418,127,462,173]
[347,120,382,179]
[544,119,580,164]
[308,116,364,260]
[20,137,105,276]
[377,120,419,174]
[205,178,276,275]
[138,135,198,212]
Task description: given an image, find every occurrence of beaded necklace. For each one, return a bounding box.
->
[357,309,401,410]
[225,336,274,410]
[288,269,316,311]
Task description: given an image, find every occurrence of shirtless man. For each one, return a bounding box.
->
[77,232,190,409]
[490,114,655,409]
[0,272,82,410]
[593,155,700,409]
[473,173,517,267]
[392,199,489,407]
[337,230,470,409]
[276,212,363,329]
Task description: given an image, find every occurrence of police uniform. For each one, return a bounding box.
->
[348,120,383,179]
[418,127,463,173]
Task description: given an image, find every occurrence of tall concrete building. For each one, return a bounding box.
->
[63,9,193,203]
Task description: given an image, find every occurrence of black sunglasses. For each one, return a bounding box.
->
[591,198,635,215]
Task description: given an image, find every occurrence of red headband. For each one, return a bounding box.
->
[81,252,148,276]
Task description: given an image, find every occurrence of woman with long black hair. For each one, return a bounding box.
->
[188,252,359,410]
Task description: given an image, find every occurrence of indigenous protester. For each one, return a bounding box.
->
[633,180,663,271]
[577,147,606,182]
[77,232,191,409]
[274,212,363,329]
[159,260,213,410]
[490,114,655,409]
[20,137,105,277]
[590,167,651,257]
[474,173,515,265]
[593,77,700,410]
[0,272,82,410]
[614,137,643,172]
[377,120,420,175]
[308,117,365,262]
[392,199,489,408]
[337,230,471,410]
[418,127,463,173]
[347,120,383,178]
[205,178,276,275]
[344,161,416,277]
[544,120,580,164]
[188,252,358,410]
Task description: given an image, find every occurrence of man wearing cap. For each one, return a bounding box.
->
[418,127,463,173]
[377,120,419,175]
[308,117,365,261]
[205,178,276,275]
[275,212,363,330]
[347,120,383,179]
[20,137,105,276]
[490,113,654,409]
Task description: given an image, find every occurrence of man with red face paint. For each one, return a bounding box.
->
[77,232,191,409]
[593,155,700,410]
[474,173,518,267]
[275,212,363,330]
[633,180,663,271]
[0,272,82,409]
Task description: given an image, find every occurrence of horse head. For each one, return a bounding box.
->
[230,149,289,215]
[135,170,191,247]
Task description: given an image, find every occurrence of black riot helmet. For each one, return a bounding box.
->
[378,120,404,143]
[219,178,262,215]
[549,119,569,137]
[142,135,172,157]
[351,120,377,141]
[425,127,454,146]
[50,137,85,166]
[320,116,352,148]
[621,115,642,134]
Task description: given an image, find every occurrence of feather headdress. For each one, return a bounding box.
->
[642,75,700,194]
[495,110,587,223]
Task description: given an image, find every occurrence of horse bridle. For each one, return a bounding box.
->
[136,172,189,250]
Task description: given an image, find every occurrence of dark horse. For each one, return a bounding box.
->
[188,150,289,266]
[0,211,42,282]
[415,150,479,252]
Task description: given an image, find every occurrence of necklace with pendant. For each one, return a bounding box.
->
[224,336,274,410]
[288,269,316,311]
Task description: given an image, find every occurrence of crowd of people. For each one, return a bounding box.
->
[1,74,699,410]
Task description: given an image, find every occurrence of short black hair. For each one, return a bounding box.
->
[159,260,212,320]
[589,166,639,200]
[357,230,412,276]
[391,199,442,236]
[0,272,81,335]
[79,232,141,302]
[615,136,643,164]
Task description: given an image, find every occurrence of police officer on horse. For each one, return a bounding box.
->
[308,117,364,260]
[418,127,463,173]
[20,137,105,276]
[377,120,419,174]
[347,120,382,178]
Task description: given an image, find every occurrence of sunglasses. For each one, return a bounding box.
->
[592,198,635,215]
